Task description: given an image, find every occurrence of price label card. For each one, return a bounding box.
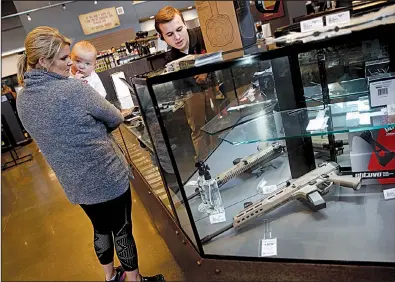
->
[185,180,198,187]
[316,109,327,119]
[301,17,324,33]
[388,104,395,115]
[359,113,371,125]
[261,238,277,257]
[383,188,395,200]
[369,78,395,108]
[209,212,226,224]
[306,117,328,131]
[1,96,7,102]
[358,101,370,112]
[346,112,360,120]
[262,185,278,195]
[326,11,351,26]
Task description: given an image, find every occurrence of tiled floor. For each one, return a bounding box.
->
[1,142,185,281]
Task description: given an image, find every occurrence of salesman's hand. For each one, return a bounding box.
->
[194,73,208,84]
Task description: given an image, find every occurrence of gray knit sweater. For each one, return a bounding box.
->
[17,70,130,205]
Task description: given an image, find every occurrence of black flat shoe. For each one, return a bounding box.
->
[106,266,126,281]
[141,274,165,281]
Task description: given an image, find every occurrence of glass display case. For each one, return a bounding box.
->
[129,24,395,265]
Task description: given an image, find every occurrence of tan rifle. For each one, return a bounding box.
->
[201,162,361,244]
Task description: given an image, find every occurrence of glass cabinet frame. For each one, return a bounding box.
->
[128,24,395,266]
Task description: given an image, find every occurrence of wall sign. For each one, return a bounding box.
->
[79,7,120,35]
[260,0,285,22]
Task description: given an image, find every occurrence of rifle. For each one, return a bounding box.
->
[201,162,362,244]
[185,143,286,202]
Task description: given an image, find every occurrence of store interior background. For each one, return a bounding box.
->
[2,1,306,78]
[7,1,392,280]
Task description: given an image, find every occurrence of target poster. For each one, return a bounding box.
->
[195,1,243,59]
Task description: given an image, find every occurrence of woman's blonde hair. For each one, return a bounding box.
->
[17,26,71,86]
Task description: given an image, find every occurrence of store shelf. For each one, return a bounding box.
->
[216,100,395,145]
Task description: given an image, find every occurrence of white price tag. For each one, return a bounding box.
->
[358,101,370,112]
[306,117,328,131]
[1,96,7,102]
[300,17,324,33]
[209,212,226,224]
[185,180,198,187]
[262,185,278,195]
[326,11,351,26]
[257,178,267,192]
[383,188,395,200]
[261,238,277,257]
[346,112,360,120]
[316,109,327,119]
[369,79,395,108]
[359,113,371,125]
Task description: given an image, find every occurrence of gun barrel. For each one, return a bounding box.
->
[201,223,234,244]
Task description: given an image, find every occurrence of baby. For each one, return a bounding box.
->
[70,41,107,99]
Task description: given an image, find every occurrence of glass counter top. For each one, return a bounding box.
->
[216,100,395,145]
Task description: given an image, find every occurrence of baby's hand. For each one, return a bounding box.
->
[74,71,85,80]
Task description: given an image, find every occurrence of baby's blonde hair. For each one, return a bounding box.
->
[17,26,71,86]
[71,40,97,60]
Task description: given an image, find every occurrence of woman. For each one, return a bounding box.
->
[16,26,164,282]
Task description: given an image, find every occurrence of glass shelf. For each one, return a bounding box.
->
[201,94,278,136]
[216,100,395,145]
[304,78,369,102]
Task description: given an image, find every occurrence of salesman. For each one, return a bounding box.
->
[154,6,220,162]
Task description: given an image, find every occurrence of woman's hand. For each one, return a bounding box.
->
[121,108,133,117]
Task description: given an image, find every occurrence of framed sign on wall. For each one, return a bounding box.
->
[260,0,285,21]
[79,7,120,35]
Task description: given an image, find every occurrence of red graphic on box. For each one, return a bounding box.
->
[366,128,395,184]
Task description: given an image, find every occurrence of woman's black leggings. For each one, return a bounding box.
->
[80,188,138,271]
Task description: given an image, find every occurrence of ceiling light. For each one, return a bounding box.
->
[94,1,98,4]
[27,14,31,21]
[150,16,154,19]
[62,4,66,10]
[188,6,193,9]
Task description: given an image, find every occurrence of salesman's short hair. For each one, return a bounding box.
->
[154,6,185,37]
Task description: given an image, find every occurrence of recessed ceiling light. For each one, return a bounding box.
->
[94,1,98,4]
[188,6,193,9]
[62,4,66,10]
[150,16,154,19]
[27,14,32,21]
